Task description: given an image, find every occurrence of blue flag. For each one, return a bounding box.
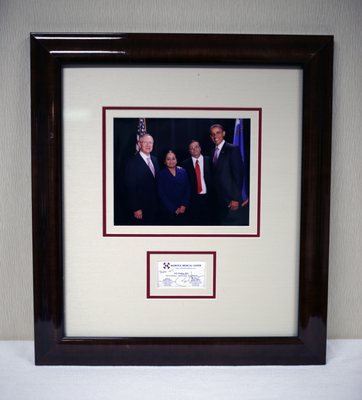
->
[233,118,248,202]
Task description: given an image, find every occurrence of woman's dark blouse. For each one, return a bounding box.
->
[156,166,191,214]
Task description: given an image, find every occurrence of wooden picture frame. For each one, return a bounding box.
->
[31,33,333,365]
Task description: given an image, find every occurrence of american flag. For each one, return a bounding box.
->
[136,118,147,152]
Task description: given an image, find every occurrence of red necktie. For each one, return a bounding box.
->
[195,160,202,193]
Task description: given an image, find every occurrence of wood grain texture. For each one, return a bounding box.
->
[30,32,332,365]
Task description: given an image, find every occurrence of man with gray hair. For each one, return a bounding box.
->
[125,134,160,224]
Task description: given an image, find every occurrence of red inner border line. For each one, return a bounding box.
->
[102,107,262,237]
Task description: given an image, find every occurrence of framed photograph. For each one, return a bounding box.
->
[31,33,333,365]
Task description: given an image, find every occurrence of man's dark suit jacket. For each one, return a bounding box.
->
[213,142,244,209]
[125,153,160,224]
[181,155,214,225]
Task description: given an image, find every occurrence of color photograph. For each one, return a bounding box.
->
[113,117,250,226]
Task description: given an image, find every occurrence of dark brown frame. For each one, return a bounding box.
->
[31,33,333,365]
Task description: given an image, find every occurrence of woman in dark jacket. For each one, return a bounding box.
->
[156,150,190,225]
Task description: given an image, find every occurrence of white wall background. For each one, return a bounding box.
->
[0,0,361,340]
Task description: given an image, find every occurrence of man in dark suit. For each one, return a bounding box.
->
[181,140,214,225]
[210,124,247,225]
[125,134,160,225]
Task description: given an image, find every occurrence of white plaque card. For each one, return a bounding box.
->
[147,252,216,299]
[157,261,206,289]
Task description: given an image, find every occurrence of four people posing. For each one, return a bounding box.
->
[125,124,247,226]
